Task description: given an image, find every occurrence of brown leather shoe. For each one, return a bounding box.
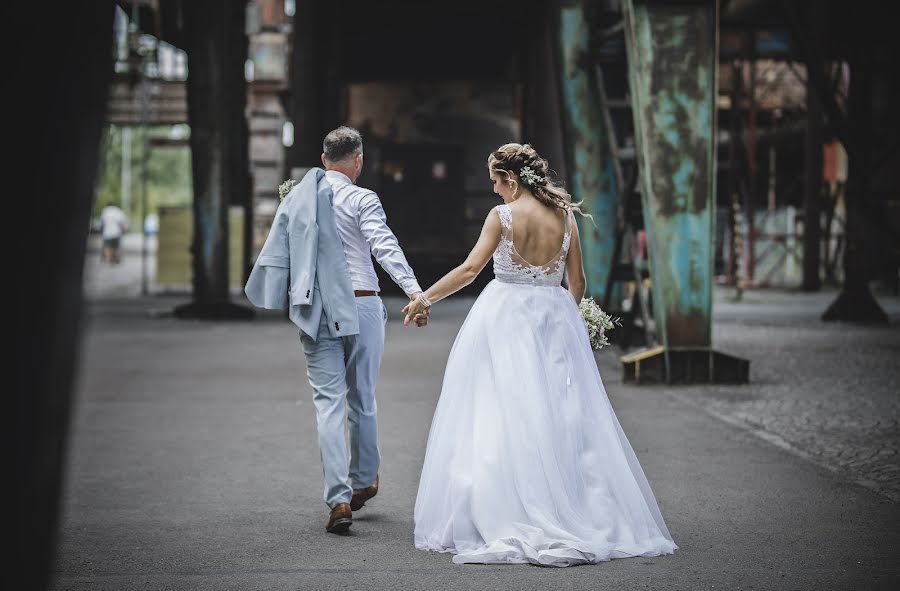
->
[326,502,352,534]
[350,475,379,511]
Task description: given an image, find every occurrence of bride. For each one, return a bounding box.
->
[402,143,677,567]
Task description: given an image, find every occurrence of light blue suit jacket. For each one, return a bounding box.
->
[244,168,360,340]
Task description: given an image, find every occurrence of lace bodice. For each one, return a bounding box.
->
[492,204,572,287]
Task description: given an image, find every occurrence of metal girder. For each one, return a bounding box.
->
[623,0,717,349]
[557,1,621,302]
[173,0,253,320]
[621,0,747,383]
[106,77,188,125]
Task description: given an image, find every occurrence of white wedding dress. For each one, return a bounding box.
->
[413,204,677,567]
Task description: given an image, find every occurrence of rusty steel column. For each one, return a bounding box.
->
[801,1,824,292]
[620,0,747,383]
[523,2,569,189]
[821,49,889,323]
[623,0,717,349]
[803,65,824,291]
[557,1,620,301]
[176,0,252,319]
[286,0,323,169]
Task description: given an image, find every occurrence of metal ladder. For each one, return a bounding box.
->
[592,17,655,348]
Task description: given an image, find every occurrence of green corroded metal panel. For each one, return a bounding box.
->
[558,2,620,301]
[622,0,718,349]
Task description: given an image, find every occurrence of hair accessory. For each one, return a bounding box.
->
[518,166,544,187]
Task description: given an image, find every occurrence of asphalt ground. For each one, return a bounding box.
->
[50,288,900,590]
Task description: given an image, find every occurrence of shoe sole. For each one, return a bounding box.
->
[350,490,377,512]
[326,518,352,534]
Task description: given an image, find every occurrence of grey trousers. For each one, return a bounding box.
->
[300,296,386,508]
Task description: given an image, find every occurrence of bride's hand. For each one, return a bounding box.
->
[416,307,431,327]
[402,294,424,317]
[402,295,430,327]
[402,308,427,327]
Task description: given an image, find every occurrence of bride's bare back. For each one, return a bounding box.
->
[506,197,569,267]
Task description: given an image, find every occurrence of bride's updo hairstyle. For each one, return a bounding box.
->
[488,143,587,216]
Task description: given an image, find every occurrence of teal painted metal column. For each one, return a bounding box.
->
[622,0,718,351]
[557,1,620,301]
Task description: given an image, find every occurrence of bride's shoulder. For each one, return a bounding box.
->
[491,204,511,227]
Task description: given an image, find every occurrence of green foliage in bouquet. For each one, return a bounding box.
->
[578,297,622,350]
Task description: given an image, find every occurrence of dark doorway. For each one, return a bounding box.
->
[372,142,483,294]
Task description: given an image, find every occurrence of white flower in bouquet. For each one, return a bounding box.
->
[578,297,622,350]
[278,179,298,200]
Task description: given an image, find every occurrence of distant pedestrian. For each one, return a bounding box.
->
[99,202,129,264]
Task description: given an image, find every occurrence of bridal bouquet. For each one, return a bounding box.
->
[278,178,298,200]
[579,297,621,350]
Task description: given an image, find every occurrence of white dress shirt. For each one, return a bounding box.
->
[324,170,422,297]
[100,205,129,240]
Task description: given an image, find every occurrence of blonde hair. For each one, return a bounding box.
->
[487,143,587,216]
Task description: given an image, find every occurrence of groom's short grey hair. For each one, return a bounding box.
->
[323,126,363,163]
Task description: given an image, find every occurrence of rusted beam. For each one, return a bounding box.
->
[623,0,718,350]
[523,0,568,188]
[175,0,252,319]
[803,71,823,291]
[745,57,759,286]
[106,77,188,125]
[798,1,824,292]
[557,0,621,302]
[822,48,889,323]
[286,0,323,169]
[621,0,747,383]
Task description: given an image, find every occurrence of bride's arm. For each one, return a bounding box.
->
[403,209,501,323]
[565,214,586,303]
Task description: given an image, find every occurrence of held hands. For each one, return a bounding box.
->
[402,293,431,327]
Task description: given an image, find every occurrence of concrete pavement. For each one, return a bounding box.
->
[51,290,900,590]
[82,234,157,299]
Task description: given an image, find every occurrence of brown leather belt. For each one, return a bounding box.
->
[354,290,378,297]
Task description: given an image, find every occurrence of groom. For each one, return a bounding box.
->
[245,126,426,533]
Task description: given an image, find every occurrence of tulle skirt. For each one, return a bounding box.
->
[413,279,677,567]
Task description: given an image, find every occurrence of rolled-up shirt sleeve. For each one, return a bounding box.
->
[357,192,422,296]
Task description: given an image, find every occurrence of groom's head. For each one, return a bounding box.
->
[321,126,364,182]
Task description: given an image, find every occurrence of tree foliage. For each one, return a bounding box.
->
[93,124,192,227]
